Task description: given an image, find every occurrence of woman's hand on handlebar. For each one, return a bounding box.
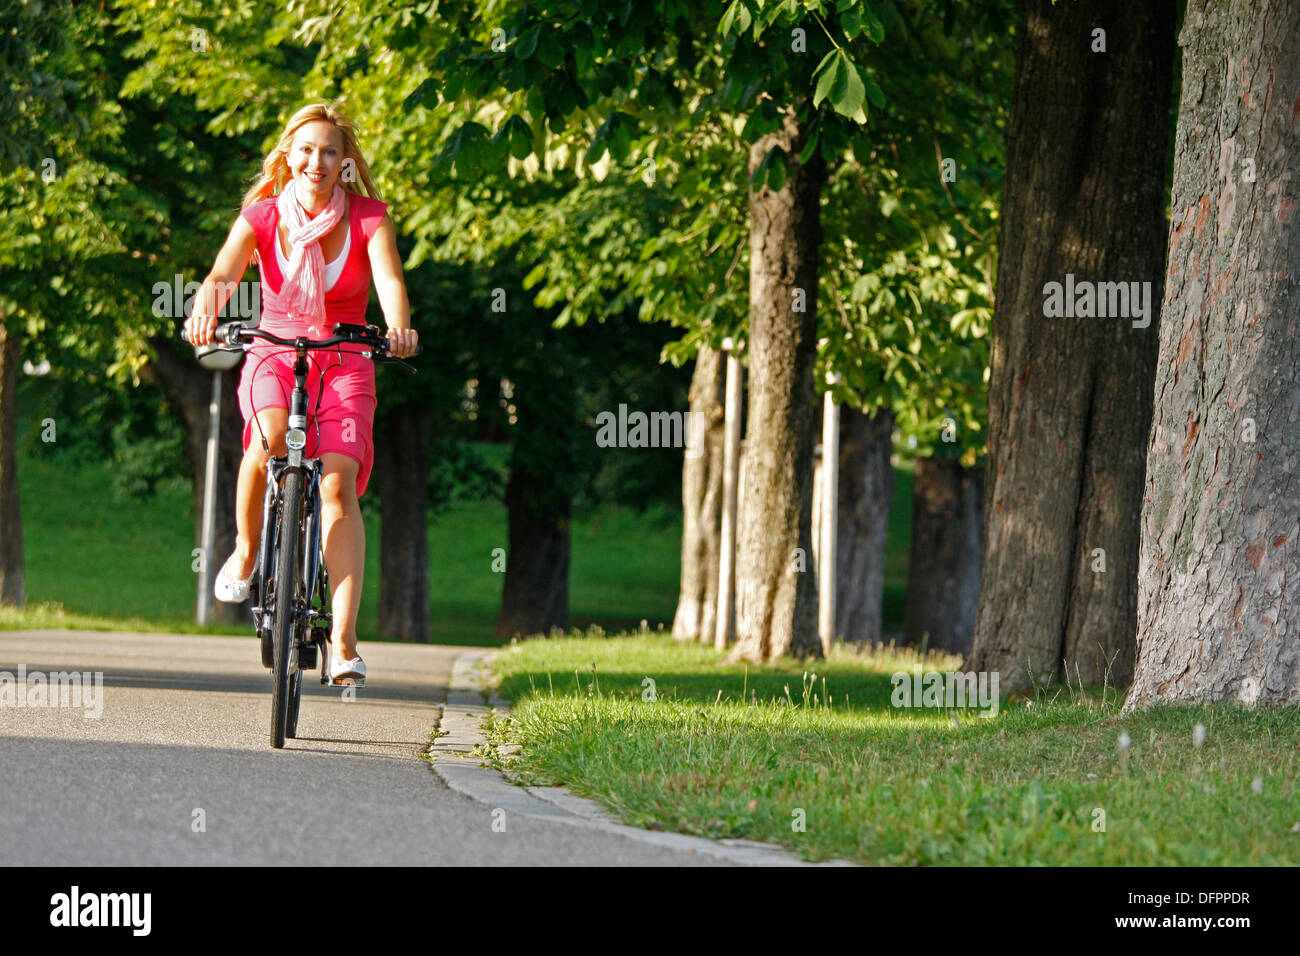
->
[386,326,419,359]
[183,311,219,347]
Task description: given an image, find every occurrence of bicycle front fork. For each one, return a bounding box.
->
[250,456,326,637]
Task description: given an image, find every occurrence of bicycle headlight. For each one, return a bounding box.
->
[286,427,307,450]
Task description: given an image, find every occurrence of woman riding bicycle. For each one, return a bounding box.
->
[182,102,418,684]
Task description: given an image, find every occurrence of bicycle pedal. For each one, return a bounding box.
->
[330,676,365,688]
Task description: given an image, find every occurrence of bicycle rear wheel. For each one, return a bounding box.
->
[270,469,304,749]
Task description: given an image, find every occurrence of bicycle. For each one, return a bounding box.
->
[209,320,420,748]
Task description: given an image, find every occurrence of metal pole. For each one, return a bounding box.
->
[197,370,222,625]
[715,339,743,651]
[818,381,840,656]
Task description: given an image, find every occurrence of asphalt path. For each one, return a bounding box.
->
[0,630,729,866]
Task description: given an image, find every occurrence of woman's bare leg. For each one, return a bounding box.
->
[319,451,364,661]
[230,408,288,579]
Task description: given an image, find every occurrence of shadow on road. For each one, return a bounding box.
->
[0,661,449,706]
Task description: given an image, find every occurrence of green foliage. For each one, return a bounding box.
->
[18,374,188,501]
[0,0,167,382]
[106,412,189,500]
[4,0,1017,566]
[375,0,1011,460]
[426,440,504,515]
[0,0,84,169]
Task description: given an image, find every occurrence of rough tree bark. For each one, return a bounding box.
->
[834,406,894,644]
[671,343,725,643]
[728,106,828,664]
[0,314,23,606]
[374,398,432,642]
[140,336,245,624]
[1124,0,1300,710]
[904,458,984,656]
[967,0,1176,692]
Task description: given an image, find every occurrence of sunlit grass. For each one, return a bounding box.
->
[0,600,242,635]
[489,632,1300,865]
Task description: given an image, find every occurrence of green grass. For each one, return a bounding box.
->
[11,418,915,643]
[488,632,1300,865]
[11,452,684,644]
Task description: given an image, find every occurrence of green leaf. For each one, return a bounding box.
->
[751,145,789,192]
[513,26,540,60]
[523,263,547,288]
[860,66,885,109]
[402,78,438,112]
[609,113,633,162]
[741,98,781,141]
[572,22,595,72]
[812,48,864,119]
[443,67,467,103]
[493,115,534,160]
[798,127,820,164]
[840,6,866,39]
[863,5,886,43]
[536,30,565,69]
[586,112,626,165]
[720,1,739,35]
[720,0,752,37]
[767,148,788,191]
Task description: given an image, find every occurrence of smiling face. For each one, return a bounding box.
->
[288,119,345,205]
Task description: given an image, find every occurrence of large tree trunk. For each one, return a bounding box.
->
[967,0,1176,692]
[728,107,828,664]
[374,398,431,642]
[834,406,893,644]
[496,459,570,639]
[672,344,726,643]
[1124,0,1300,710]
[140,336,244,624]
[0,314,23,607]
[904,458,983,656]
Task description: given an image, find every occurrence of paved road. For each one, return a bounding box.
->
[0,630,729,865]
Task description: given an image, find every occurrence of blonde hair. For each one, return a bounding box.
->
[241,102,381,209]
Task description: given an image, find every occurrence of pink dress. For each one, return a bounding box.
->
[236,193,389,498]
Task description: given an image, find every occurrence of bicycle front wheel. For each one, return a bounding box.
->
[270,469,303,749]
[285,669,303,739]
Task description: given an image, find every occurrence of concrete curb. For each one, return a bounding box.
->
[429,648,853,867]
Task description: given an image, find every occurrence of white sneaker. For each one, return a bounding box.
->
[330,656,366,685]
[214,553,252,603]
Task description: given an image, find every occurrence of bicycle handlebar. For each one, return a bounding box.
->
[211,321,422,374]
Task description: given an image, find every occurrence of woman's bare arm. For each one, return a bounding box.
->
[183,216,258,346]
[368,214,419,358]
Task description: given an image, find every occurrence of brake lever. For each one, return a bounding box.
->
[359,347,417,374]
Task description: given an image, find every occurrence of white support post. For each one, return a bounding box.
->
[818,378,840,656]
[715,338,743,651]
[197,370,222,625]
